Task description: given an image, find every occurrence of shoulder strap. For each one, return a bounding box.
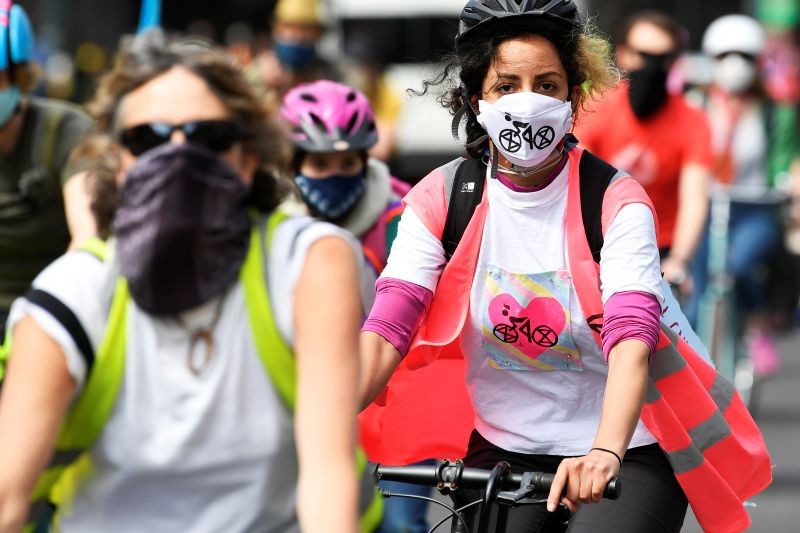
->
[578,150,617,264]
[55,278,129,449]
[439,152,615,264]
[77,237,109,262]
[36,279,130,524]
[39,104,67,184]
[241,210,297,411]
[441,158,486,260]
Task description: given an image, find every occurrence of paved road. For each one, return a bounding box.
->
[422,330,800,531]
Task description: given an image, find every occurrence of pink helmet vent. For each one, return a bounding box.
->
[280,80,378,153]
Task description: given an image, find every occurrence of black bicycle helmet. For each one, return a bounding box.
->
[456,0,579,46]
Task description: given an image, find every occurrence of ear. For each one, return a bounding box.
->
[469,93,480,114]
[239,151,261,186]
[616,44,630,71]
[113,144,132,186]
[570,86,582,114]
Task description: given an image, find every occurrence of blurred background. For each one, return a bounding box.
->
[13,1,800,530]
[19,0,800,182]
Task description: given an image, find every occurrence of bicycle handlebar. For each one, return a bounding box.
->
[709,183,791,205]
[373,462,620,500]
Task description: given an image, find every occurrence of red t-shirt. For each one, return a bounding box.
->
[574,84,712,249]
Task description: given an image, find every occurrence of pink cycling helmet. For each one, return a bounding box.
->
[280,80,378,153]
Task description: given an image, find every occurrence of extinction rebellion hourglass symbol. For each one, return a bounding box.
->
[498,114,556,154]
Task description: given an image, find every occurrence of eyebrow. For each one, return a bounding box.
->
[493,70,566,82]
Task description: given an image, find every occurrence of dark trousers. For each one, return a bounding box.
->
[453,430,688,533]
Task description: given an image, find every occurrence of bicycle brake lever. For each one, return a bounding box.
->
[495,471,537,505]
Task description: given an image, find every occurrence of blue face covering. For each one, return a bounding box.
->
[0,86,21,128]
[295,171,367,221]
[275,40,317,71]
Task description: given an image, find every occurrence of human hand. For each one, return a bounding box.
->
[661,255,693,296]
[256,50,289,90]
[546,449,620,513]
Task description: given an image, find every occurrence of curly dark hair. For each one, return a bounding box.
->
[418,16,618,159]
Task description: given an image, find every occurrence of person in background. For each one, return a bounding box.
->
[280,80,410,277]
[574,10,713,293]
[343,31,404,162]
[0,31,372,533]
[280,80,421,532]
[251,0,340,109]
[0,1,93,333]
[687,14,800,375]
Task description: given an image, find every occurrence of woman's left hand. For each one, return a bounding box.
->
[546,449,620,513]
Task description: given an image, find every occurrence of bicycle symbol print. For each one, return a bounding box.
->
[498,115,556,154]
[493,303,560,348]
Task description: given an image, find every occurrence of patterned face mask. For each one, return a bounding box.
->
[477,92,573,168]
[113,142,251,315]
[294,169,367,221]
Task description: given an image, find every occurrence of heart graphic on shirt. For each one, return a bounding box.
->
[488,293,566,360]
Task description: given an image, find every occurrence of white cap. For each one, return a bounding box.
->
[702,14,765,57]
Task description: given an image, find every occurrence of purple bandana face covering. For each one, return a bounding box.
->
[113,142,251,315]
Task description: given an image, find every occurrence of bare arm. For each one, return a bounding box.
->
[788,158,800,223]
[0,317,75,531]
[548,340,650,513]
[294,236,361,533]
[358,331,401,410]
[63,172,98,250]
[663,163,710,285]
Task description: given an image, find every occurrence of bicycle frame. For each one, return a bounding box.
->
[697,187,740,380]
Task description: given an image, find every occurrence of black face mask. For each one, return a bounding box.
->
[627,52,674,119]
[113,142,252,316]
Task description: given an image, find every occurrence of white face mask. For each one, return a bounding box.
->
[476,92,573,168]
[713,54,758,94]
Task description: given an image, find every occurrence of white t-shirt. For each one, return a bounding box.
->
[8,216,366,533]
[383,159,663,455]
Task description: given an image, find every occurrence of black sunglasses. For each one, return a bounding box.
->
[118,120,246,156]
[631,49,680,67]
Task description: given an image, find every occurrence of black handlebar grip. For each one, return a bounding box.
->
[374,464,440,485]
[537,473,621,500]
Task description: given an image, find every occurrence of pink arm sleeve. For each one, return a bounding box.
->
[362,277,433,357]
[601,290,661,361]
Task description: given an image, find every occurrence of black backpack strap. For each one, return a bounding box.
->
[578,150,619,264]
[442,158,487,260]
[440,150,618,264]
[24,288,95,374]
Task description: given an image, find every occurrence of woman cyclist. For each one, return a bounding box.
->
[687,14,800,376]
[279,79,410,276]
[280,81,427,533]
[358,1,771,532]
[0,32,370,533]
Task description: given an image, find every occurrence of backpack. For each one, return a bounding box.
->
[441,149,619,263]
